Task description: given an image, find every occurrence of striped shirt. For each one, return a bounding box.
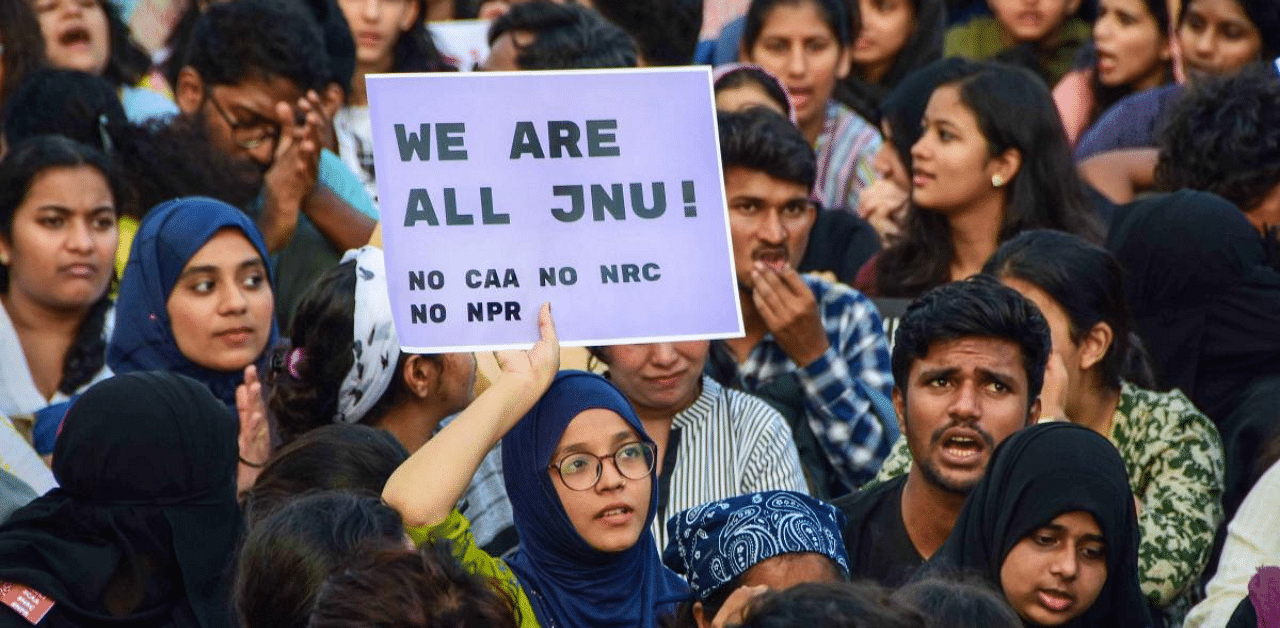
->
[813,101,882,212]
[651,376,809,552]
[721,277,894,491]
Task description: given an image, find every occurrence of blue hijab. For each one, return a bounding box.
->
[502,371,689,628]
[107,197,278,407]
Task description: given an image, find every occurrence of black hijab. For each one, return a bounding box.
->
[0,372,241,628]
[1106,190,1280,424]
[923,423,1151,628]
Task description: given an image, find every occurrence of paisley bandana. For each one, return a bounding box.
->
[662,490,850,601]
[335,246,400,423]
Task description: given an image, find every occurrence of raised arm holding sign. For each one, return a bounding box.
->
[367,67,743,354]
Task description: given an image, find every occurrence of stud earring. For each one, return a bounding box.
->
[992,174,1006,188]
[0,251,8,265]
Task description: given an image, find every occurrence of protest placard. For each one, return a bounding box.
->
[427,19,491,71]
[367,68,742,353]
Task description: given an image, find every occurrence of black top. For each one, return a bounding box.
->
[833,475,924,587]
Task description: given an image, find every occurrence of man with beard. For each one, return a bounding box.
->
[705,108,893,496]
[834,275,1051,587]
[174,0,376,325]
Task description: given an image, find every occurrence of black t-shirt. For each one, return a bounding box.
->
[833,475,925,587]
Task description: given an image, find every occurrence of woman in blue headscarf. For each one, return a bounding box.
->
[383,305,690,628]
[107,196,278,488]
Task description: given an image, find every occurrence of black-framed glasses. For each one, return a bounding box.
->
[549,441,657,491]
[206,90,280,150]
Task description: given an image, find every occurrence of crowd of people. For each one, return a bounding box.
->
[0,0,1278,625]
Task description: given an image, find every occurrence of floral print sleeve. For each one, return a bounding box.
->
[1112,383,1224,616]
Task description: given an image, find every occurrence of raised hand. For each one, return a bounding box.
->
[751,262,830,367]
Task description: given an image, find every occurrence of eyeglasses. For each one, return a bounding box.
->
[205,90,280,150]
[549,441,657,491]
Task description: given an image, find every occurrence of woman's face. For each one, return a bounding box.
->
[337,0,420,72]
[1176,0,1263,83]
[999,510,1108,626]
[873,119,911,189]
[165,228,274,372]
[1001,277,1085,409]
[599,341,708,418]
[0,165,116,312]
[550,408,652,553]
[910,84,1012,214]
[715,82,789,118]
[32,0,110,76]
[852,0,916,82]
[746,1,851,132]
[1093,0,1170,90]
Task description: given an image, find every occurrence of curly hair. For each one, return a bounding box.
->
[1155,64,1280,215]
[185,0,330,92]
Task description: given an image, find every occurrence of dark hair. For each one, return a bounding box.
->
[307,540,520,628]
[299,0,358,94]
[235,491,405,628]
[99,0,151,87]
[984,230,1158,390]
[3,69,129,154]
[736,582,926,628]
[891,275,1051,406]
[591,0,702,65]
[0,0,46,110]
[890,574,1022,628]
[1155,64,1280,215]
[4,70,262,219]
[1179,0,1280,60]
[743,0,852,51]
[243,424,409,525]
[837,0,947,120]
[1086,0,1171,125]
[392,0,455,72]
[487,1,638,70]
[715,66,793,119]
[878,57,978,178]
[718,107,817,188]
[269,259,427,443]
[876,62,1101,297]
[0,135,124,395]
[186,0,331,93]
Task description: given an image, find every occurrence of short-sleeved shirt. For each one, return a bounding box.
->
[832,474,924,587]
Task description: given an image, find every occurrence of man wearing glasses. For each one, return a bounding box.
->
[174,0,376,325]
[705,108,894,499]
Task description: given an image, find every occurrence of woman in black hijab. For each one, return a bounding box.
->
[922,423,1152,627]
[1106,189,1280,520]
[0,371,240,627]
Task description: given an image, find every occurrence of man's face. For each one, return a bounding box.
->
[724,166,815,291]
[896,336,1038,495]
[481,29,534,71]
[177,69,304,178]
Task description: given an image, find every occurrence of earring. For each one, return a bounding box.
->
[992,174,1006,188]
[0,251,8,265]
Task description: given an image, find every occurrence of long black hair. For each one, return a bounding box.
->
[836,0,947,120]
[984,230,1158,390]
[99,0,152,87]
[876,62,1101,297]
[0,135,123,395]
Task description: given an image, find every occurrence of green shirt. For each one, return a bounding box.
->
[944,16,1092,84]
[407,510,542,628]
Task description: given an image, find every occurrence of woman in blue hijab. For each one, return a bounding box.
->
[108,196,278,407]
[383,305,689,628]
